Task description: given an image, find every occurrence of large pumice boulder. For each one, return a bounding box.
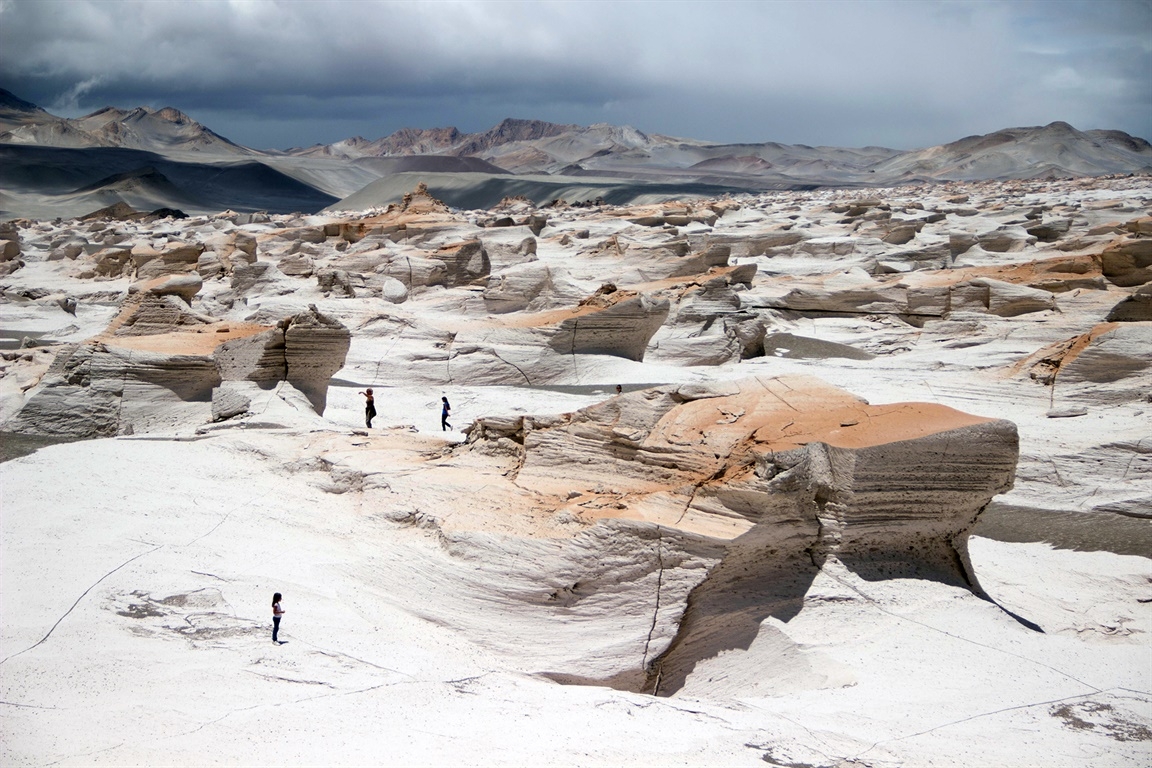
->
[3,298,351,435]
[1101,237,1152,287]
[1022,322,1152,403]
[472,375,1018,694]
[1106,283,1152,322]
[431,239,491,287]
[547,289,670,361]
[281,304,352,414]
[484,262,554,313]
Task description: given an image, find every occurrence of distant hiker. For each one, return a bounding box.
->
[441,396,451,431]
[272,592,285,644]
[359,388,376,428]
[615,384,623,395]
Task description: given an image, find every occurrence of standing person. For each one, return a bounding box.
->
[615,385,623,395]
[359,388,376,428]
[441,396,451,432]
[272,592,285,644]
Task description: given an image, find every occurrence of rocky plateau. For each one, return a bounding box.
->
[1,170,1150,767]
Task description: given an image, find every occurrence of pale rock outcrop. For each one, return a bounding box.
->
[484,261,554,313]
[431,240,491,286]
[230,261,289,296]
[377,276,410,304]
[467,375,1018,692]
[282,305,353,413]
[1050,324,1151,398]
[0,221,23,275]
[766,268,906,315]
[762,269,1056,319]
[975,226,1036,253]
[3,298,351,435]
[1101,236,1152,287]
[378,253,449,289]
[651,311,771,367]
[132,241,205,279]
[1020,322,1152,402]
[483,235,538,271]
[624,205,718,228]
[80,247,133,278]
[547,290,670,361]
[959,277,1056,317]
[1106,283,1152,322]
[673,275,743,323]
[1026,218,1072,242]
[316,268,358,298]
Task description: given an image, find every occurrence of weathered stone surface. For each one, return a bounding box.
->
[231,261,285,295]
[468,375,1018,692]
[1101,237,1152,287]
[674,276,743,323]
[431,240,491,286]
[214,328,287,384]
[3,298,350,435]
[1026,218,1072,242]
[316,268,357,297]
[548,292,670,361]
[0,221,24,273]
[111,293,215,336]
[196,251,226,280]
[376,275,410,304]
[1106,283,1152,322]
[378,254,449,288]
[278,254,315,277]
[762,333,874,360]
[136,242,206,279]
[768,268,906,314]
[282,304,352,414]
[1022,322,1152,402]
[967,277,1056,317]
[138,273,203,304]
[484,262,554,313]
[1052,324,1152,389]
[976,227,1035,253]
[87,247,133,278]
[232,232,258,261]
[211,381,252,421]
[882,224,918,245]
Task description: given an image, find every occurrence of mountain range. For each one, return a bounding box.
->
[1,87,1150,219]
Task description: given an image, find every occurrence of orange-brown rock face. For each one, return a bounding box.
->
[469,375,1019,693]
[7,301,350,436]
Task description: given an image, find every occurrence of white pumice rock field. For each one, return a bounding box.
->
[1,175,1150,767]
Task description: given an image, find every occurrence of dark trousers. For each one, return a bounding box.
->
[366,405,376,428]
[273,616,281,642]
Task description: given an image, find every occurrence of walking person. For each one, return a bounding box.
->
[272,592,285,644]
[359,388,376,428]
[441,396,451,432]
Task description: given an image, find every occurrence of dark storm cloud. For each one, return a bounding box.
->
[1,0,1148,150]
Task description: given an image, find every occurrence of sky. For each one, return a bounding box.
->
[1,0,1149,151]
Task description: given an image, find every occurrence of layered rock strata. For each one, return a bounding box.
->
[467,375,1019,693]
[5,301,350,436]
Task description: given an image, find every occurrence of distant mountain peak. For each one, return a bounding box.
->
[0,88,44,114]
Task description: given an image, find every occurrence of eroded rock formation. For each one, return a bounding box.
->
[467,375,1019,693]
[5,295,351,436]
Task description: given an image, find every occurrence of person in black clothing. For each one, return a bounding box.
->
[359,388,376,428]
[272,592,285,643]
[441,396,451,431]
